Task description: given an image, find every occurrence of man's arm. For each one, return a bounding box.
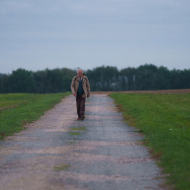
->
[86,77,90,98]
[71,76,76,96]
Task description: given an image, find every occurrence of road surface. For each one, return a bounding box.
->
[0,94,167,190]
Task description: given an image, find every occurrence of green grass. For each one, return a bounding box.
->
[68,140,77,144]
[54,164,71,171]
[71,126,87,131]
[0,92,70,140]
[110,93,190,190]
[69,132,80,136]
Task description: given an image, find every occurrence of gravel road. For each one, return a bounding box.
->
[0,94,167,190]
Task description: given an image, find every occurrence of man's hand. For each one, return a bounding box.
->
[87,94,90,98]
[73,93,76,97]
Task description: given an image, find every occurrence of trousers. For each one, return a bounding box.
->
[76,95,86,118]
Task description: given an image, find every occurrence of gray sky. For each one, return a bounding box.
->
[0,0,190,74]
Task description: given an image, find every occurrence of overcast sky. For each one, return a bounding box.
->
[0,0,190,74]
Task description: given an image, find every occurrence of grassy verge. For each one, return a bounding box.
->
[0,92,70,140]
[110,93,190,190]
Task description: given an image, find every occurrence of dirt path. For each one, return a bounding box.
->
[0,95,167,190]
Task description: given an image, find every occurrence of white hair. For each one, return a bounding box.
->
[77,69,83,73]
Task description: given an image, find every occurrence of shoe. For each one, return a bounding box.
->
[77,117,81,120]
[81,115,85,120]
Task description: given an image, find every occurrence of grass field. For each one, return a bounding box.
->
[0,92,70,140]
[110,93,190,190]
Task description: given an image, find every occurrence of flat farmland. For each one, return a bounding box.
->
[1,89,190,189]
[91,88,190,95]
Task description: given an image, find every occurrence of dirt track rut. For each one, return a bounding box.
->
[0,94,167,190]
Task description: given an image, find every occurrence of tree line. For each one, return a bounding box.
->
[0,64,190,93]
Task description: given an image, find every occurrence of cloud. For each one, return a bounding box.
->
[0,1,32,14]
[1,0,189,20]
[0,0,190,73]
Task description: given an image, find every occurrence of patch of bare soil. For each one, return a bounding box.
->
[0,105,17,111]
[91,89,190,95]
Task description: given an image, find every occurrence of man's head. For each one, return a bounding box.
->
[77,69,83,78]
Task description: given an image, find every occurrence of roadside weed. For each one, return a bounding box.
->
[69,132,80,136]
[71,126,87,131]
[54,164,71,171]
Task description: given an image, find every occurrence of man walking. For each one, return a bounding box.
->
[71,69,90,120]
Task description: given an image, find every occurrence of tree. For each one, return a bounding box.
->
[8,68,35,93]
